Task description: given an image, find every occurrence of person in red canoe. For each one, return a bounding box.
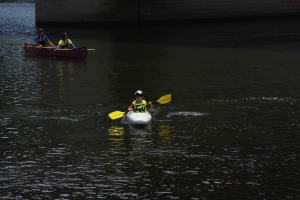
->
[128,90,153,113]
[34,28,55,48]
[55,32,77,50]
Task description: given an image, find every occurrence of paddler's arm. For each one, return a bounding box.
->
[54,44,60,50]
[71,43,77,49]
[147,102,153,109]
[34,42,42,48]
[34,43,42,48]
[128,104,134,111]
[47,40,55,47]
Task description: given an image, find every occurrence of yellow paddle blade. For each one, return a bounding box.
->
[156,94,171,104]
[108,111,125,120]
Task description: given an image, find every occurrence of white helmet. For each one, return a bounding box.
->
[134,90,144,96]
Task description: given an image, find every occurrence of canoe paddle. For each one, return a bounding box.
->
[108,94,171,120]
[55,48,95,50]
[23,46,95,50]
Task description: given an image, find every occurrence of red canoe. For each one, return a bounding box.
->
[23,43,88,59]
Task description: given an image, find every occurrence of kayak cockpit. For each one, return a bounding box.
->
[126,111,152,125]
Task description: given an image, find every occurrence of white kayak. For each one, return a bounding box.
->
[126,111,152,125]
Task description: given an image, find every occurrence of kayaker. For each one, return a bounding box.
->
[55,32,77,50]
[34,28,55,48]
[128,90,153,113]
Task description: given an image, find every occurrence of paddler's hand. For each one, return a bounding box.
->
[148,102,153,108]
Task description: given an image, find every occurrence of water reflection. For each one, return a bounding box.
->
[25,57,88,105]
[57,60,74,101]
[108,125,125,151]
[157,123,171,137]
[108,123,155,152]
[25,55,52,69]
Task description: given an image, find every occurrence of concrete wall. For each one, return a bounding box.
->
[35,0,300,24]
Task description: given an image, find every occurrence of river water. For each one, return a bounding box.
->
[1,3,300,200]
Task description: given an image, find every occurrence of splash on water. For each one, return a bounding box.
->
[166,111,209,118]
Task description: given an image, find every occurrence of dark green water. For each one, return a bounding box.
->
[1,3,300,199]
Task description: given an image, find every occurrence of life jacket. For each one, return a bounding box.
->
[37,36,46,46]
[61,39,69,49]
[132,100,147,113]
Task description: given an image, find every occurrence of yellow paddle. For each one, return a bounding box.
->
[108,94,171,120]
